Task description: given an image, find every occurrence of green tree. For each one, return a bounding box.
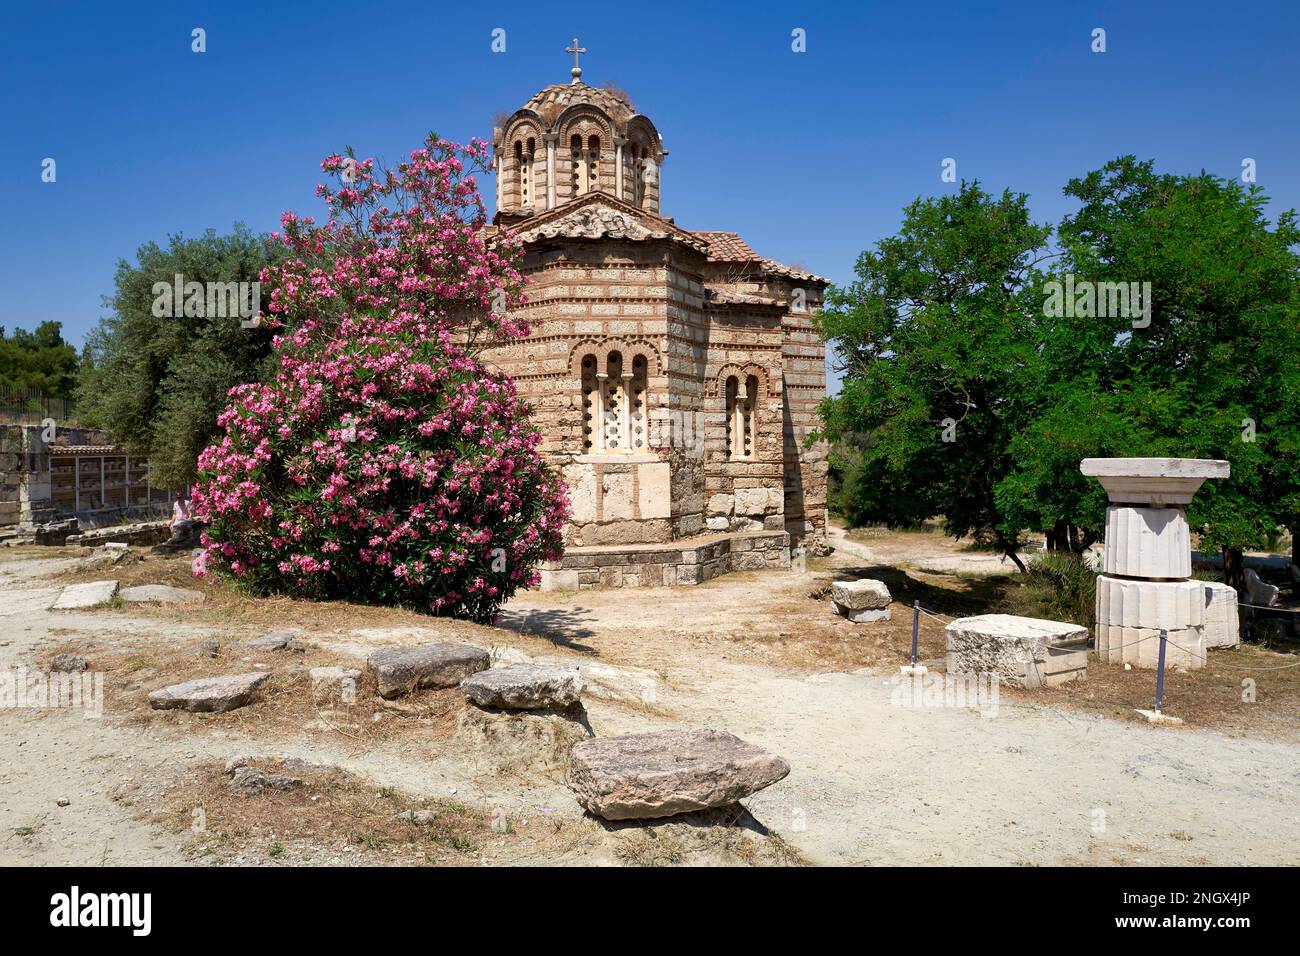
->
[816,182,1052,569]
[77,224,284,488]
[823,158,1300,592]
[0,321,79,399]
[1040,157,1300,588]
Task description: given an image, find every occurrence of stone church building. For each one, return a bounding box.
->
[485,44,828,589]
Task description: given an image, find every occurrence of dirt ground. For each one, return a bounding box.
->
[1,526,1297,867]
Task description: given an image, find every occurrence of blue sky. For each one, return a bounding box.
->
[3,0,1298,380]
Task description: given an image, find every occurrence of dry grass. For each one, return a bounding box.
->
[35,630,469,751]
[138,760,803,867]
[149,760,494,866]
[605,806,807,867]
[1002,646,1300,739]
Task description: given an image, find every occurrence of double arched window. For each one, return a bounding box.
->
[725,374,759,459]
[581,351,648,453]
[570,134,600,196]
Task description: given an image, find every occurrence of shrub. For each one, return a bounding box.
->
[193,135,568,622]
[1009,551,1098,629]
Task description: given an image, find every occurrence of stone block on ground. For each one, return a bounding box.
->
[310,666,362,692]
[946,613,1089,688]
[568,728,791,821]
[832,578,891,611]
[368,643,490,699]
[248,633,305,652]
[829,600,891,623]
[227,766,304,796]
[456,703,593,775]
[1201,581,1240,649]
[119,584,205,605]
[461,663,584,710]
[1244,569,1280,608]
[50,580,118,610]
[148,672,270,713]
[50,654,89,672]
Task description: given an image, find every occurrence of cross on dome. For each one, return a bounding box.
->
[566,37,587,83]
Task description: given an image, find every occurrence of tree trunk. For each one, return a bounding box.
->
[1068,523,1082,554]
[1223,546,1246,597]
[1046,521,1068,551]
[1003,546,1027,573]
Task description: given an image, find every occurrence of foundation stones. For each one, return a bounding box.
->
[461,663,584,710]
[831,578,892,622]
[945,614,1089,688]
[148,672,270,713]
[367,642,490,699]
[567,728,791,821]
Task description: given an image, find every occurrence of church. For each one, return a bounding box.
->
[485,42,828,590]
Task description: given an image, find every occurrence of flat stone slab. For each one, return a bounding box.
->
[946,614,1089,688]
[1081,457,1229,505]
[248,633,304,652]
[310,666,362,690]
[50,580,118,610]
[368,643,490,699]
[568,728,791,821]
[831,578,891,611]
[461,663,584,709]
[148,672,270,712]
[120,584,205,605]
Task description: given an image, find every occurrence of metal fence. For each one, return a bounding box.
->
[0,389,76,424]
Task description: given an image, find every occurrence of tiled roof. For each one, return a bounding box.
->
[520,83,634,124]
[760,257,829,285]
[692,231,762,262]
[694,230,830,285]
[49,445,125,456]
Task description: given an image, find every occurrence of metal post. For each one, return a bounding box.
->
[910,600,920,665]
[1154,628,1168,714]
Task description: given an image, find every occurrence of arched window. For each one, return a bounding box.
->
[725,374,759,459]
[570,135,586,196]
[580,351,651,453]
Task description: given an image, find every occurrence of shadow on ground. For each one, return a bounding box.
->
[495,606,600,653]
[830,563,1012,619]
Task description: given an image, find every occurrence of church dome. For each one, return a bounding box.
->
[520,83,635,129]
[493,40,666,220]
